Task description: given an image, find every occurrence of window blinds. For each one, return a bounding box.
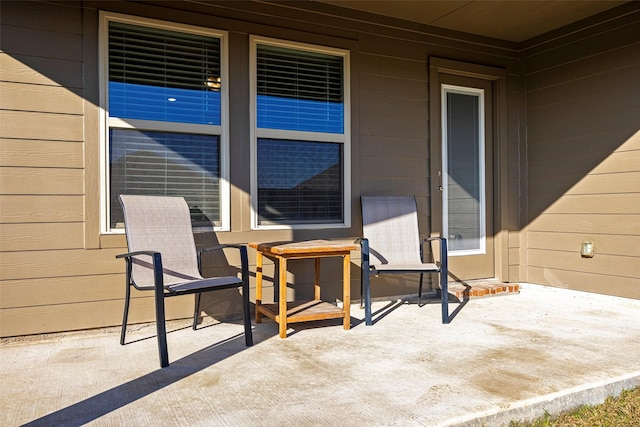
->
[110,130,220,228]
[108,22,221,125]
[257,138,343,224]
[107,20,224,229]
[256,44,344,133]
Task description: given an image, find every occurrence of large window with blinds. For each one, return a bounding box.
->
[100,13,229,232]
[250,37,350,228]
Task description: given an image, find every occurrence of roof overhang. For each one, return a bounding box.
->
[317,1,629,43]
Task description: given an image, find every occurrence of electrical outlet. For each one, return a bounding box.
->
[581,240,594,258]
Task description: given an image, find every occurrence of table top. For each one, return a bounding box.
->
[248,239,358,256]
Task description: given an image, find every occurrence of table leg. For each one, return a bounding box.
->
[314,258,321,300]
[255,251,263,323]
[343,253,351,330]
[278,257,288,338]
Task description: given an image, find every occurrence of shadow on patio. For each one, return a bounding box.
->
[21,328,249,426]
[2,283,640,427]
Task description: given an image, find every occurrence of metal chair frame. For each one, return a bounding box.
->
[357,196,449,325]
[116,196,253,368]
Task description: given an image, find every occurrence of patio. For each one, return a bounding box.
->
[2,283,640,427]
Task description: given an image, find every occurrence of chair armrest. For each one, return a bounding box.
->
[197,245,228,272]
[198,243,246,258]
[198,245,227,255]
[115,250,164,292]
[354,237,368,246]
[354,237,369,250]
[424,237,448,272]
[197,244,249,285]
[354,237,370,268]
[116,250,160,259]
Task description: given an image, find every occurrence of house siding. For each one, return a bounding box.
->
[1,0,636,337]
[523,6,640,297]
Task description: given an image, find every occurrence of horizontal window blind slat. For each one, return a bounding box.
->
[256,45,343,101]
[109,28,220,85]
[109,129,221,228]
[257,138,343,224]
[108,21,221,125]
[256,43,344,134]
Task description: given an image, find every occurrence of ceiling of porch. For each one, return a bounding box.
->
[318,1,629,43]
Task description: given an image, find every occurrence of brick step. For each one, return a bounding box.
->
[447,281,520,301]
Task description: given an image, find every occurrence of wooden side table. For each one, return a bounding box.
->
[249,240,358,338]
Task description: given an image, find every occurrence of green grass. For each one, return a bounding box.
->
[508,387,640,427]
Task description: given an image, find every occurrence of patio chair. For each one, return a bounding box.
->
[357,196,449,325]
[116,195,253,368]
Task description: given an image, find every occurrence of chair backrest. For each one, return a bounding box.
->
[120,195,203,287]
[361,196,422,265]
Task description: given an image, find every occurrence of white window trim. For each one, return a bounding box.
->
[441,84,486,256]
[249,35,351,230]
[99,11,230,233]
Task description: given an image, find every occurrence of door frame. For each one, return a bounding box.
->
[428,57,509,282]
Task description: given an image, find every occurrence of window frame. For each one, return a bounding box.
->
[441,84,487,256]
[99,11,230,234]
[249,36,351,230]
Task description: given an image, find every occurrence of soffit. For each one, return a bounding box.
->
[318,1,629,42]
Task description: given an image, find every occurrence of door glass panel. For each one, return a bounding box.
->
[442,85,485,254]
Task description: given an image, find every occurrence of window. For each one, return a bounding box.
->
[100,13,229,232]
[442,85,486,254]
[250,37,350,229]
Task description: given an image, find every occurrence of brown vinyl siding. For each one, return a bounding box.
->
[0,0,513,336]
[1,0,636,337]
[358,51,431,298]
[0,3,98,335]
[0,0,510,335]
[0,2,192,336]
[523,11,640,297]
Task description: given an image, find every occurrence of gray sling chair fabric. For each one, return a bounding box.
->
[116,195,253,368]
[357,196,449,325]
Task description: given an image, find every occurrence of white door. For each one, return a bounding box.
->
[440,75,494,280]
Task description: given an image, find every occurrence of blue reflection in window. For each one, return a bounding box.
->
[257,95,343,133]
[257,138,343,223]
[109,82,221,125]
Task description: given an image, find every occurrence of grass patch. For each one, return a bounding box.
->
[508,386,640,427]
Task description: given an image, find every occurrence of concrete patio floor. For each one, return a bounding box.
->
[2,283,640,427]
